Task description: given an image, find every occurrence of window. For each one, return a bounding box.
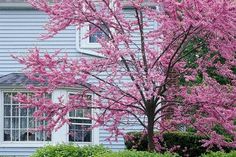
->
[76,23,110,56]
[3,92,51,142]
[89,24,109,43]
[68,94,92,142]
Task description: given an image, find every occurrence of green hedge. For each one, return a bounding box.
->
[31,144,110,157]
[125,132,235,157]
[95,150,178,157]
[201,151,236,157]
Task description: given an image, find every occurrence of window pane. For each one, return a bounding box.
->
[89,25,109,43]
[20,130,27,141]
[4,105,11,116]
[69,125,91,142]
[35,132,44,141]
[12,130,19,141]
[69,110,75,117]
[84,109,91,118]
[4,118,11,128]
[12,93,18,104]
[20,117,27,128]
[75,109,83,117]
[4,93,11,104]
[28,118,35,128]
[45,93,52,99]
[20,108,27,116]
[28,132,35,141]
[29,108,35,116]
[84,130,92,142]
[12,118,19,128]
[12,105,19,116]
[46,133,51,141]
[4,130,11,141]
[69,125,80,142]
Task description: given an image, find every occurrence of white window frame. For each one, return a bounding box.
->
[66,91,99,145]
[0,89,52,147]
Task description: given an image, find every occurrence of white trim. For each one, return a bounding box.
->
[92,93,99,145]
[51,89,68,144]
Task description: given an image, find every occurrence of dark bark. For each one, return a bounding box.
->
[146,101,156,152]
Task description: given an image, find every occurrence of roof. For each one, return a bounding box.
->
[0,73,91,88]
[0,73,40,86]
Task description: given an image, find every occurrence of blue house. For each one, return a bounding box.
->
[0,1,155,156]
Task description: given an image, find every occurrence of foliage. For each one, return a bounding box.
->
[15,0,236,151]
[95,150,178,157]
[31,144,110,157]
[201,151,236,157]
[125,132,235,157]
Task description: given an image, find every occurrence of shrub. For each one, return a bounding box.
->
[125,132,235,157]
[95,150,178,157]
[31,144,109,157]
[201,151,236,157]
[162,132,207,157]
[125,131,148,151]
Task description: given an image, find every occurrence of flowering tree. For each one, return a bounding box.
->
[15,0,236,151]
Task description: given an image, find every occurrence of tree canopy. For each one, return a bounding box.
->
[15,0,236,151]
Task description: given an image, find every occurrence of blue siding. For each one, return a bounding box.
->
[0,147,36,156]
[0,10,79,76]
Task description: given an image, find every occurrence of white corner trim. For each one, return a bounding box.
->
[92,92,100,145]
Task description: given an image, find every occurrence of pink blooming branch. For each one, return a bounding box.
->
[14,0,236,151]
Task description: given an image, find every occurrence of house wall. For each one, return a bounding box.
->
[0,7,154,156]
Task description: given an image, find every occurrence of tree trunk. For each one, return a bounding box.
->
[147,101,155,152]
[147,117,155,151]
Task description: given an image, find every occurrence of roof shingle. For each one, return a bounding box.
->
[0,73,40,86]
[0,73,91,88]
